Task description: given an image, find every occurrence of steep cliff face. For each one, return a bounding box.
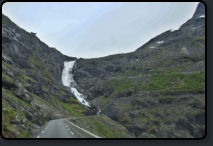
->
[2,14,97,138]
[72,3,205,138]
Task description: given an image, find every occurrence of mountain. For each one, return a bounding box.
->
[72,2,205,138]
[2,14,98,138]
[2,2,205,138]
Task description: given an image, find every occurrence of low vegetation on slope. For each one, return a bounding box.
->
[68,115,133,138]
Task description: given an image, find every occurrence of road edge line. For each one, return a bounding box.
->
[64,120,101,138]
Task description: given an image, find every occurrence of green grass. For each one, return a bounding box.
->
[73,116,130,138]
[193,35,205,47]
[60,90,66,94]
[114,79,133,92]
[7,90,31,108]
[106,65,189,94]
[41,69,52,80]
[2,100,30,138]
[193,35,205,41]
[2,17,11,23]
[164,109,170,117]
[29,55,43,69]
[117,69,143,77]
[2,72,11,80]
[59,102,87,117]
[98,96,105,99]
[17,73,35,82]
[137,97,149,101]
[105,66,204,98]
[106,77,134,93]
[22,130,29,138]
[193,42,204,47]
[102,97,111,106]
[32,93,52,106]
[2,60,13,68]
[42,85,49,92]
[194,109,205,115]
[150,65,186,74]
[3,54,11,59]
[2,16,16,27]
[141,70,205,92]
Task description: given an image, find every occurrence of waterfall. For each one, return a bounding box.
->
[97,109,101,115]
[62,60,90,107]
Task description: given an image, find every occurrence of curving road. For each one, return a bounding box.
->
[33,119,79,138]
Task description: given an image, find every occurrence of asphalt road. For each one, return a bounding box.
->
[33,119,79,138]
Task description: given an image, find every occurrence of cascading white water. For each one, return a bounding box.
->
[97,109,101,115]
[62,60,90,107]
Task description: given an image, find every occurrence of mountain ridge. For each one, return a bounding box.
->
[72,2,205,138]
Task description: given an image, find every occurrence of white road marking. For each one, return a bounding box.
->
[71,132,73,135]
[37,136,40,138]
[42,131,44,133]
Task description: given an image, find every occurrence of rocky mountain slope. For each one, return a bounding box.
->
[72,2,205,138]
[2,14,98,138]
[2,2,205,138]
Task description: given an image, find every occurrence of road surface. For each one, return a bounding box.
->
[33,119,79,138]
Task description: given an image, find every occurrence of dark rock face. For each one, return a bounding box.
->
[192,2,205,18]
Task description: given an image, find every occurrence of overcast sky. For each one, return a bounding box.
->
[2,2,199,59]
